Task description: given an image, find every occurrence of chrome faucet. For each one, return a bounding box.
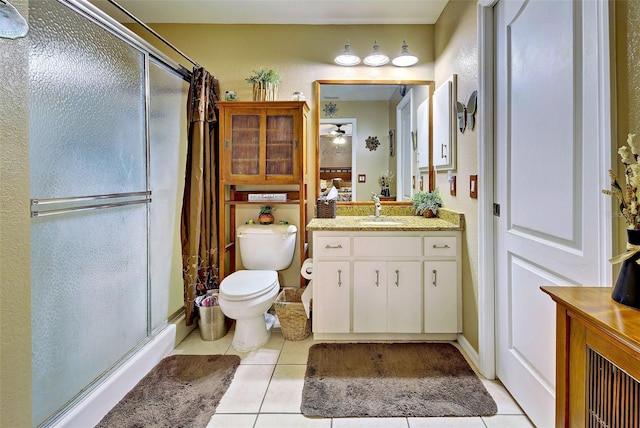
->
[372,194,382,218]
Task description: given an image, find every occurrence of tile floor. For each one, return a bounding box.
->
[171,328,535,428]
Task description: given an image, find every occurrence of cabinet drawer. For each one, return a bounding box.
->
[353,237,421,257]
[424,237,457,257]
[315,236,350,257]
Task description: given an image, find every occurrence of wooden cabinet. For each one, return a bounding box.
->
[217,101,309,281]
[311,230,461,340]
[219,103,305,184]
[541,286,640,428]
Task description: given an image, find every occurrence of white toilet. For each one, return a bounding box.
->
[219,223,297,352]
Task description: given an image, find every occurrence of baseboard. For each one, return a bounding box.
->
[457,333,481,372]
[51,321,180,428]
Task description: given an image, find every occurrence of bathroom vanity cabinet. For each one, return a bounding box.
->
[217,101,309,282]
[310,229,461,340]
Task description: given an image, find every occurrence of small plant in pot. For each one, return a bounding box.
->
[245,67,281,101]
[258,205,275,224]
[412,189,442,218]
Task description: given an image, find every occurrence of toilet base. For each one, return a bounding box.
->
[231,312,275,352]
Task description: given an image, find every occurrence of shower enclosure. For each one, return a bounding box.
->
[29,1,189,425]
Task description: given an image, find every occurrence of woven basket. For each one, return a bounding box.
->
[274,288,311,341]
[316,199,336,218]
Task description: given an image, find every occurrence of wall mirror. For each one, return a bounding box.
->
[315,80,433,204]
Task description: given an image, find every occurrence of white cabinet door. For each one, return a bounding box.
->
[387,261,422,333]
[353,261,387,333]
[424,261,457,333]
[432,76,456,170]
[314,261,350,333]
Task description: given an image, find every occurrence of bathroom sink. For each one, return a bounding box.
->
[359,219,405,226]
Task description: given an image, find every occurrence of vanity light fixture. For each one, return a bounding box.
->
[363,40,389,66]
[335,40,419,67]
[334,41,361,66]
[392,40,419,67]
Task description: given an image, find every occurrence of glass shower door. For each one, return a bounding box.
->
[29,1,148,425]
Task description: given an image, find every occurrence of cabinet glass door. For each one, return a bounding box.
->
[229,112,260,176]
[266,112,295,177]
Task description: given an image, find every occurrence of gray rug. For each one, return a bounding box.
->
[301,342,497,418]
[95,354,240,428]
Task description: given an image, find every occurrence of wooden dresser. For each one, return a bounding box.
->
[541,286,640,427]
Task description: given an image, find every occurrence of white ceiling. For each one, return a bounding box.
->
[89,0,449,25]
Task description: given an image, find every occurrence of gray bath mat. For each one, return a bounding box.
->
[301,342,497,418]
[96,354,240,427]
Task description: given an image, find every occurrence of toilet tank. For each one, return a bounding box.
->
[237,224,298,270]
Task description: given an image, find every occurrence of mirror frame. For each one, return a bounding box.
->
[315,79,434,205]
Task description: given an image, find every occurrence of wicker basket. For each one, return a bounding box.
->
[316,199,336,218]
[274,288,311,341]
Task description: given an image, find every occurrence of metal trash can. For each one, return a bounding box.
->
[196,293,228,341]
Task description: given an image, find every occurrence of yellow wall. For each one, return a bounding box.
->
[434,0,480,351]
[615,0,640,258]
[0,0,32,425]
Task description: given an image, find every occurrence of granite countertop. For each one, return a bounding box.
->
[306,208,464,232]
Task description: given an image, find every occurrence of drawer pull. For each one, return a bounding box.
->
[432,244,451,249]
[432,269,438,287]
[337,269,342,287]
[395,269,400,287]
[325,244,343,249]
[375,270,380,287]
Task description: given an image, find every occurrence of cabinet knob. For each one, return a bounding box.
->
[375,270,380,287]
[432,269,438,287]
[395,269,400,287]
[224,139,230,150]
[432,244,451,249]
[337,269,342,287]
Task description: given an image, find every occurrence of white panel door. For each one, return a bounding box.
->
[397,91,413,201]
[494,1,607,426]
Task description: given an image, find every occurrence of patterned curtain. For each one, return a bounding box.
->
[181,67,220,325]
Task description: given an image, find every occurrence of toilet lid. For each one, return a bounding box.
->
[220,270,279,301]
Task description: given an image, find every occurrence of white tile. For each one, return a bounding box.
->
[481,379,525,415]
[278,335,316,364]
[226,331,284,365]
[171,328,232,355]
[482,415,535,427]
[408,417,486,427]
[254,413,332,428]
[207,413,257,427]
[332,417,409,427]
[261,364,307,413]
[216,364,275,413]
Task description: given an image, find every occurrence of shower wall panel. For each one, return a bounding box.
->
[149,60,190,329]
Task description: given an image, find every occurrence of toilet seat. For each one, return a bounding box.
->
[220,270,279,302]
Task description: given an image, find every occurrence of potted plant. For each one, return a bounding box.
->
[602,133,640,309]
[411,189,442,218]
[258,205,275,224]
[245,67,281,101]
